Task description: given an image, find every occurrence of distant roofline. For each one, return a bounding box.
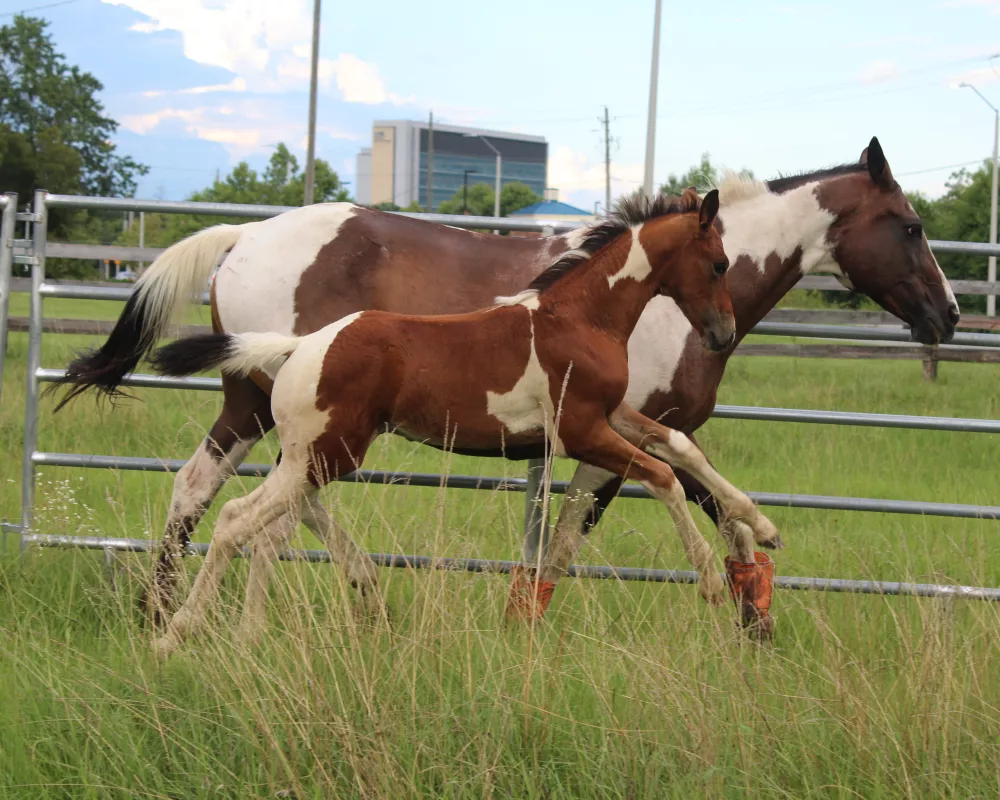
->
[373,119,546,145]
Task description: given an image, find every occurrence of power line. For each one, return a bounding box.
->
[896,160,984,178]
[1,0,81,18]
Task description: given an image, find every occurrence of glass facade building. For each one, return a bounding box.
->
[359,121,547,211]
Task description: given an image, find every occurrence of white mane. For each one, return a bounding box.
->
[714,170,771,206]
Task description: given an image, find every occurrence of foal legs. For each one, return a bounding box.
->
[154,462,305,660]
[142,373,274,624]
[534,422,726,608]
[608,404,778,553]
[235,491,383,641]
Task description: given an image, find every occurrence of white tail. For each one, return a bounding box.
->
[219,332,302,377]
[135,223,247,339]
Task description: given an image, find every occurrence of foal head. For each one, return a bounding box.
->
[640,188,736,351]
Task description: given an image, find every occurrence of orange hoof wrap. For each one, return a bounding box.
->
[505,565,556,621]
[724,551,775,641]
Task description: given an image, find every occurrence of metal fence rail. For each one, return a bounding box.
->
[9,190,1000,604]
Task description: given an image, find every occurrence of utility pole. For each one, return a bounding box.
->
[642,0,663,199]
[427,111,434,212]
[303,0,322,206]
[601,106,612,213]
[960,82,999,316]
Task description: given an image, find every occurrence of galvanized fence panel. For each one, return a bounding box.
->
[9,191,1000,601]
[0,193,16,412]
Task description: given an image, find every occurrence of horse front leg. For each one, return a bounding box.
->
[506,422,726,621]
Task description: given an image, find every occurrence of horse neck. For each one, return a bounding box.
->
[541,228,664,342]
[718,180,839,339]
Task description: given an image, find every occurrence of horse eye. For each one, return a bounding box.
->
[713,261,728,276]
[905,223,922,237]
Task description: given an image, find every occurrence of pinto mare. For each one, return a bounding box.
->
[145,191,773,656]
[53,136,959,620]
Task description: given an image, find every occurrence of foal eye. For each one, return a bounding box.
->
[905,223,922,237]
[713,261,728,276]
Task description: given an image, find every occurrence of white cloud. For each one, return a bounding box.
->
[547,146,643,209]
[858,60,902,85]
[948,65,1000,89]
[122,103,360,159]
[102,0,413,105]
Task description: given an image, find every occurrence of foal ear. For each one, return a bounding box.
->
[681,186,700,211]
[861,136,893,189]
[699,189,720,231]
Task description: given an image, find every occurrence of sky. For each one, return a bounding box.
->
[7,0,1000,209]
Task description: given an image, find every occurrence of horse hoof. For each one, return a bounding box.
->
[699,572,726,607]
[505,566,556,622]
[153,636,176,662]
[759,534,785,550]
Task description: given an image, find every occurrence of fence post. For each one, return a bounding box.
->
[0,193,17,407]
[922,345,939,381]
[20,190,47,548]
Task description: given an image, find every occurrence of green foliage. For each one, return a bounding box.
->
[436,181,541,217]
[660,152,754,196]
[115,144,351,248]
[0,16,147,200]
[907,161,996,313]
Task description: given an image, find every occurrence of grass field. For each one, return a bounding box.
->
[0,298,998,798]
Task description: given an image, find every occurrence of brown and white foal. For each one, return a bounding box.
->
[148,189,775,657]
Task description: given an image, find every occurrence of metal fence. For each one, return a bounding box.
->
[4,189,1000,602]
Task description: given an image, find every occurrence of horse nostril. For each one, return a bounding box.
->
[947,305,960,325]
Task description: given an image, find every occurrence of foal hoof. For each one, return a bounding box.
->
[699,572,726,607]
[505,566,556,622]
[759,534,785,551]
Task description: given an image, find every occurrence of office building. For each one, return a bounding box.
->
[355,120,547,211]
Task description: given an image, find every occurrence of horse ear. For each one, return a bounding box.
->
[681,186,700,211]
[699,189,720,231]
[862,136,893,189]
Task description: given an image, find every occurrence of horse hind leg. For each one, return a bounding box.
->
[141,374,274,626]
[154,462,307,660]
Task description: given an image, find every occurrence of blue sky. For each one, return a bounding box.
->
[9,0,1000,208]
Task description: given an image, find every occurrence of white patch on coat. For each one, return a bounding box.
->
[902,198,958,308]
[717,181,836,276]
[486,313,566,456]
[623,295,693,410]
[607,228,651,288]
[269,312,365,463]
[494,290,541,309]
[215,203,358,337]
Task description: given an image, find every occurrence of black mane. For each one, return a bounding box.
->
[526,193,691,294]
[766,162,866,194]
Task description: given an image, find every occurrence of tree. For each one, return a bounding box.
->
[115,143,351,248]
[907,161,996,313]
[660,153,753,196]
[436,181,541,217]
[0,16,147,199]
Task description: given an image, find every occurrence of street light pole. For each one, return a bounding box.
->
[466,133,502,232]
[642,0,663,199]
[303,0,322,206]
[462,169,477,213]
[960,83,999,316]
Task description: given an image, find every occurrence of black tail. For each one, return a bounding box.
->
[149,334,238,377]
[49,292,159,411]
